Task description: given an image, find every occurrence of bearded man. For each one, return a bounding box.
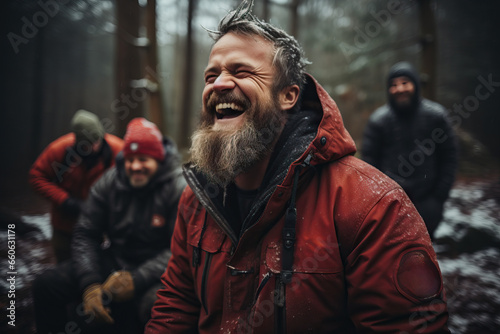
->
[146,1,451,333]
[362,61,458,239]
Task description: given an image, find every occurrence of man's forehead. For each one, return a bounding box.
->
[391,76,412,82]
[207,33,273,64]
[125,153,156,160]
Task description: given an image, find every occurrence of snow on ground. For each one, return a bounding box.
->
[25,213,52,241]
[435,181,500,243]
[0,213,53,292]
[434,180,500,333]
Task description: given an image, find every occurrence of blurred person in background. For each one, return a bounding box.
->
[145,1,450,333]
[362,61,458,239]
[32,118,186,334]
[29,109,123,262]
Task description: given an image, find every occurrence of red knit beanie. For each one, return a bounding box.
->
[123,118,165,161]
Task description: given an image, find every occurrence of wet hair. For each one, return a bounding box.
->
[206,0,309,94]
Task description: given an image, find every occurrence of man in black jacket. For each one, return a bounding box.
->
[362,62,458,239]
[32,118,186,334]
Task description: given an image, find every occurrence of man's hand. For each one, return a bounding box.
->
[82,284,114,324]
[61,197,83,217]
[102,271,135,302]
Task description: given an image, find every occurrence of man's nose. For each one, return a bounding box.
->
[130,159,142,170]
[394,84,405,93]
[212,73,235,92]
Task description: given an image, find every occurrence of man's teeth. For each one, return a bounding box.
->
[215,103,243,112]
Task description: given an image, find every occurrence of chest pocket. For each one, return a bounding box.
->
[186,212,229,314]
[263,215,344,275]
[259,223,347,332]
[186,212,228,253]
[261,217,346,303]
[264,237,343,275]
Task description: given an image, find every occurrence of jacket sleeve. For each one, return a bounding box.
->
[28,136,72,205]
[132,171,187,292]
[145,189,201,333]
[343,187,450,333]
[132,249,172,292]
[432,112,458,201]
[71,169,114,292]
[361,113,384,169]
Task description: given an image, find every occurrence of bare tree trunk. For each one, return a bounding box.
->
[262,0,270,21]
[31,24,45,157]
[179,0,197,150]
[290,0,301,38]
[145,0,164,132]
[115,0,143,137]
[418,0,437,100]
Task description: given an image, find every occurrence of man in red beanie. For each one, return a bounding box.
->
[29,109,123,262]
[122,118,167,188]
[32,118,186,334]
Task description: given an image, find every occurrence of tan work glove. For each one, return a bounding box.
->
[82,283,114,324]
[102,270,135,302]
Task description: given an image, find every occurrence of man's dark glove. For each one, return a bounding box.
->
[61,197,83,217]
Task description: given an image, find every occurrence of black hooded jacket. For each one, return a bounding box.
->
[72,137,187,293]
[362,62,458,211]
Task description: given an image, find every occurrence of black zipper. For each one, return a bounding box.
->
[274,276,287,334]
[253,272,272,303]
[200,251,212,314]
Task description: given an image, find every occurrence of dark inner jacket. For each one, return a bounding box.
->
[72,137,186,293]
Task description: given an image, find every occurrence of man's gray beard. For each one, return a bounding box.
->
[190,107,285,187]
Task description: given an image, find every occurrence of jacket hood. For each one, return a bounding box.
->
[115,136,182,192]
[184,73,356,240]
[300,74,357,167]
[264,73,357,188]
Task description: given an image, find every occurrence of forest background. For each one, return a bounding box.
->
[1,0,500,333]
[2,0,499,195]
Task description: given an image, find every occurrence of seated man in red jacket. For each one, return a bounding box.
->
[29,109,123,262]
[32,118,186,334]
[145,1,450,333]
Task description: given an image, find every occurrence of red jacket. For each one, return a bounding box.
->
[146,75,450,333]
[29,133,123,233]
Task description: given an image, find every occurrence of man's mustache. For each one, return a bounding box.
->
[206,91,251,110]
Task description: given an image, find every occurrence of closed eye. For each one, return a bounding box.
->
[235,70,251,76]
[205,74,217,84]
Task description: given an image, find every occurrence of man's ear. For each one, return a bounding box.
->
[279,85,300,111]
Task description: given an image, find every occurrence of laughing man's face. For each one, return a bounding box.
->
[189,32,289,187]
[124,154,159,188]
[201,32,278,131]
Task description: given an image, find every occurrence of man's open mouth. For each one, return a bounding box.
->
[215,103,245,120]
